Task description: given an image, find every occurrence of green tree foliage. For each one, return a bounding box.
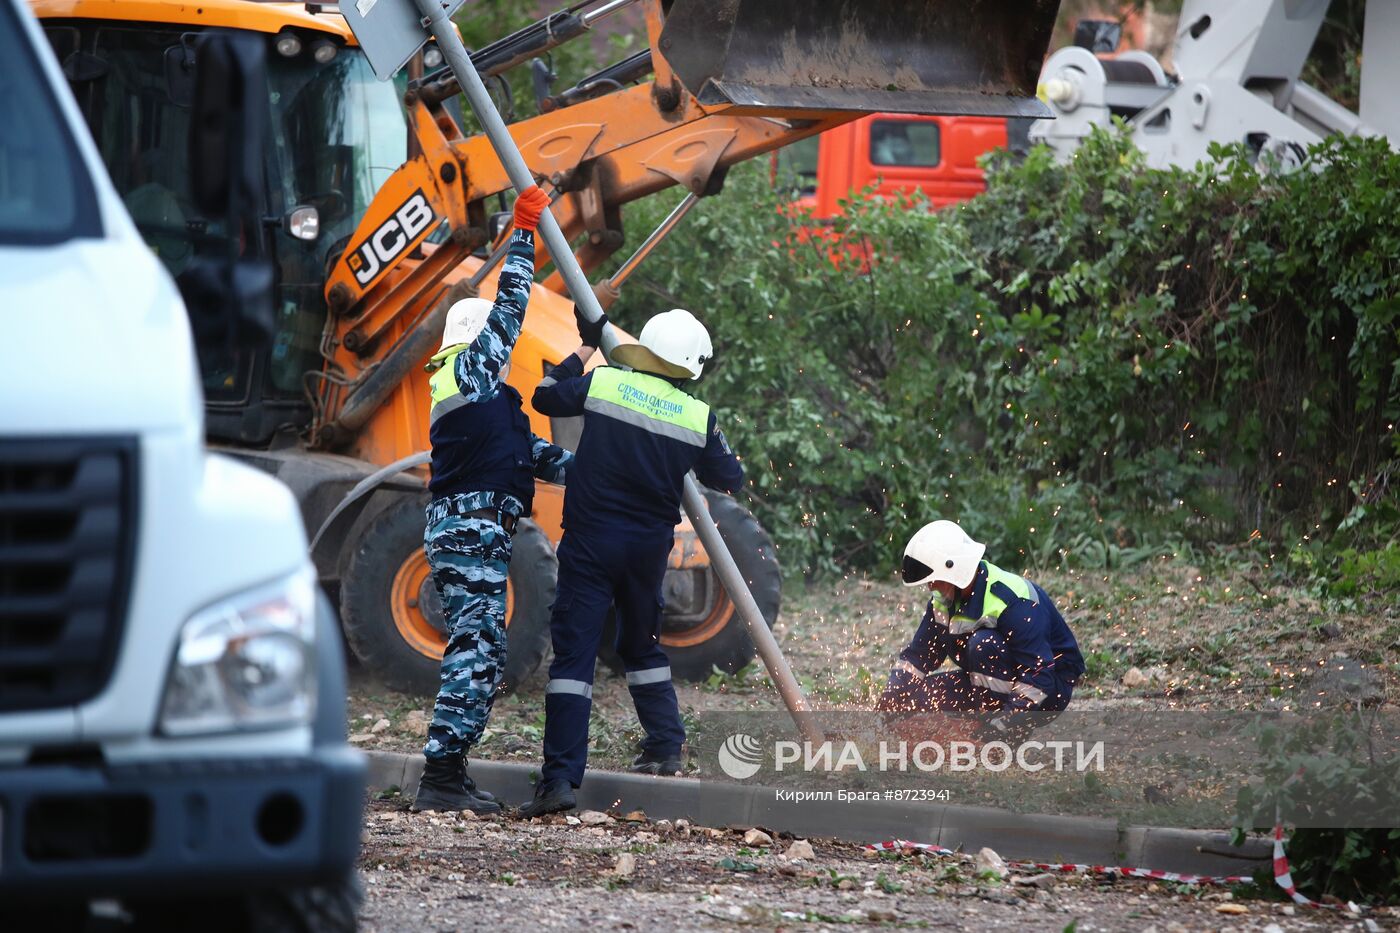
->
[603,129,1399,578]
[1302,0,1367,111]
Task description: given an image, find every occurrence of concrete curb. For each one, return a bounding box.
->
[363,750,1270,876]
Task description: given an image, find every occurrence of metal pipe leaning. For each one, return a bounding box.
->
[415,0,822,744]
[606,192,700,292]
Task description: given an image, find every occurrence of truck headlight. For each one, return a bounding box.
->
[160,566,318,736]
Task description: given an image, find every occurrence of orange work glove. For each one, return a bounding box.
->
[512,185,551,232]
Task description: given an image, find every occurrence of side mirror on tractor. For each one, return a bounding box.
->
[181,30,276,350]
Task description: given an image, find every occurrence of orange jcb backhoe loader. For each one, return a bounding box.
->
[35,0,1059,695]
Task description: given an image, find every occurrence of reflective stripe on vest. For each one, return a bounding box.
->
[970,671,1048,704]
[584,367,709,448]
[946,561,1036,635]
[429,345,468,423]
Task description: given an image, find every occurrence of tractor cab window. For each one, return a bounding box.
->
[270,49,406,259]
[869,120,940,167]
[266,48,408,395]
[81,29,229,276]
[44,24,407,423]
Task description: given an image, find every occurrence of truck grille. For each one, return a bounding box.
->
[0,438,137,712]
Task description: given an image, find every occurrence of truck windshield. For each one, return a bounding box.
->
[0,7,100,245]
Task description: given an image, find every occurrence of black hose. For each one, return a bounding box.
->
[414,12,589,105]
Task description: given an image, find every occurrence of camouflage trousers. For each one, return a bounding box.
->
[422,509,513,760]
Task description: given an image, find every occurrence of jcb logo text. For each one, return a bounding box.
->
[347,190,435,287]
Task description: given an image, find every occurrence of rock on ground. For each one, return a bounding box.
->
[1306,658,1385,707]
[1121,667,1149,688]
[974,847,1007,879]
[783,839,816,861]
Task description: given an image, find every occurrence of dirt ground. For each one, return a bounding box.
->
[348,562,1398,771]
[356,797,1390,932]
[348,565,1396,929]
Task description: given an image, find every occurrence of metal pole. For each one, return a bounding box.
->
[416,0,822,743]
[606,192,700,290]
[579,0,641,28]
[679,481,820,735]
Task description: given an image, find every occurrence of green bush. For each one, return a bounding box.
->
[602,129,1400,578]
[1234,715,1400,905]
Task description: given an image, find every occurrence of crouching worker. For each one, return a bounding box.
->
[520,308,745,817]
[878,520,1084,727]
[412,185,572,814]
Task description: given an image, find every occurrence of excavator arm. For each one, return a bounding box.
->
[313,0,1060,446]
[537,110,852,291]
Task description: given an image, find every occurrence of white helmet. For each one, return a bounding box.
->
[901,520,986,590]
[438,297,493,353]
[612,308,712,380]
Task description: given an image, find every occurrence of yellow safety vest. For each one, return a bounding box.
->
[427,344,468,423]
[583,367,709,447]
[945,560,1036,635]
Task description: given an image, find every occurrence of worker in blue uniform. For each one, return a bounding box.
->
[411,185,573,814]
[520,308,745,817]
[879,520,1085,727]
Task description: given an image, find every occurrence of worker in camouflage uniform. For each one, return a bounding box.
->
[412,185,569,814]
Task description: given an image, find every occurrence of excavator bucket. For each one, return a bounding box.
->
[658,0,1060,117]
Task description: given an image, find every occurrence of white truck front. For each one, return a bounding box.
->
[0,2,364,925]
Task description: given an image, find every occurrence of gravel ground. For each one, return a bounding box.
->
[357,798,1386,932]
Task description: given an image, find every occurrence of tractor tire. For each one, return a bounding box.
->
[500,519,556,694]
[600,490,781,681]
[339,494,555,697]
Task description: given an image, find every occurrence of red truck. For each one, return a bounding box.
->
[775,113,1015,216]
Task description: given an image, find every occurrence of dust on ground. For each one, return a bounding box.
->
[357,797,1387,932]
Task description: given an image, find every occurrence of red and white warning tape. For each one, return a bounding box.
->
[868,831,1365,913]
[1267,767,1362,912]
[1271,823,1316,907]
[1270,822,1362,913]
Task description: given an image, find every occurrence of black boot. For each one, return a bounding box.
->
[412,755,502,814]
[517,778,575,818]
[462,763,496,803]
[630,749,684,776]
